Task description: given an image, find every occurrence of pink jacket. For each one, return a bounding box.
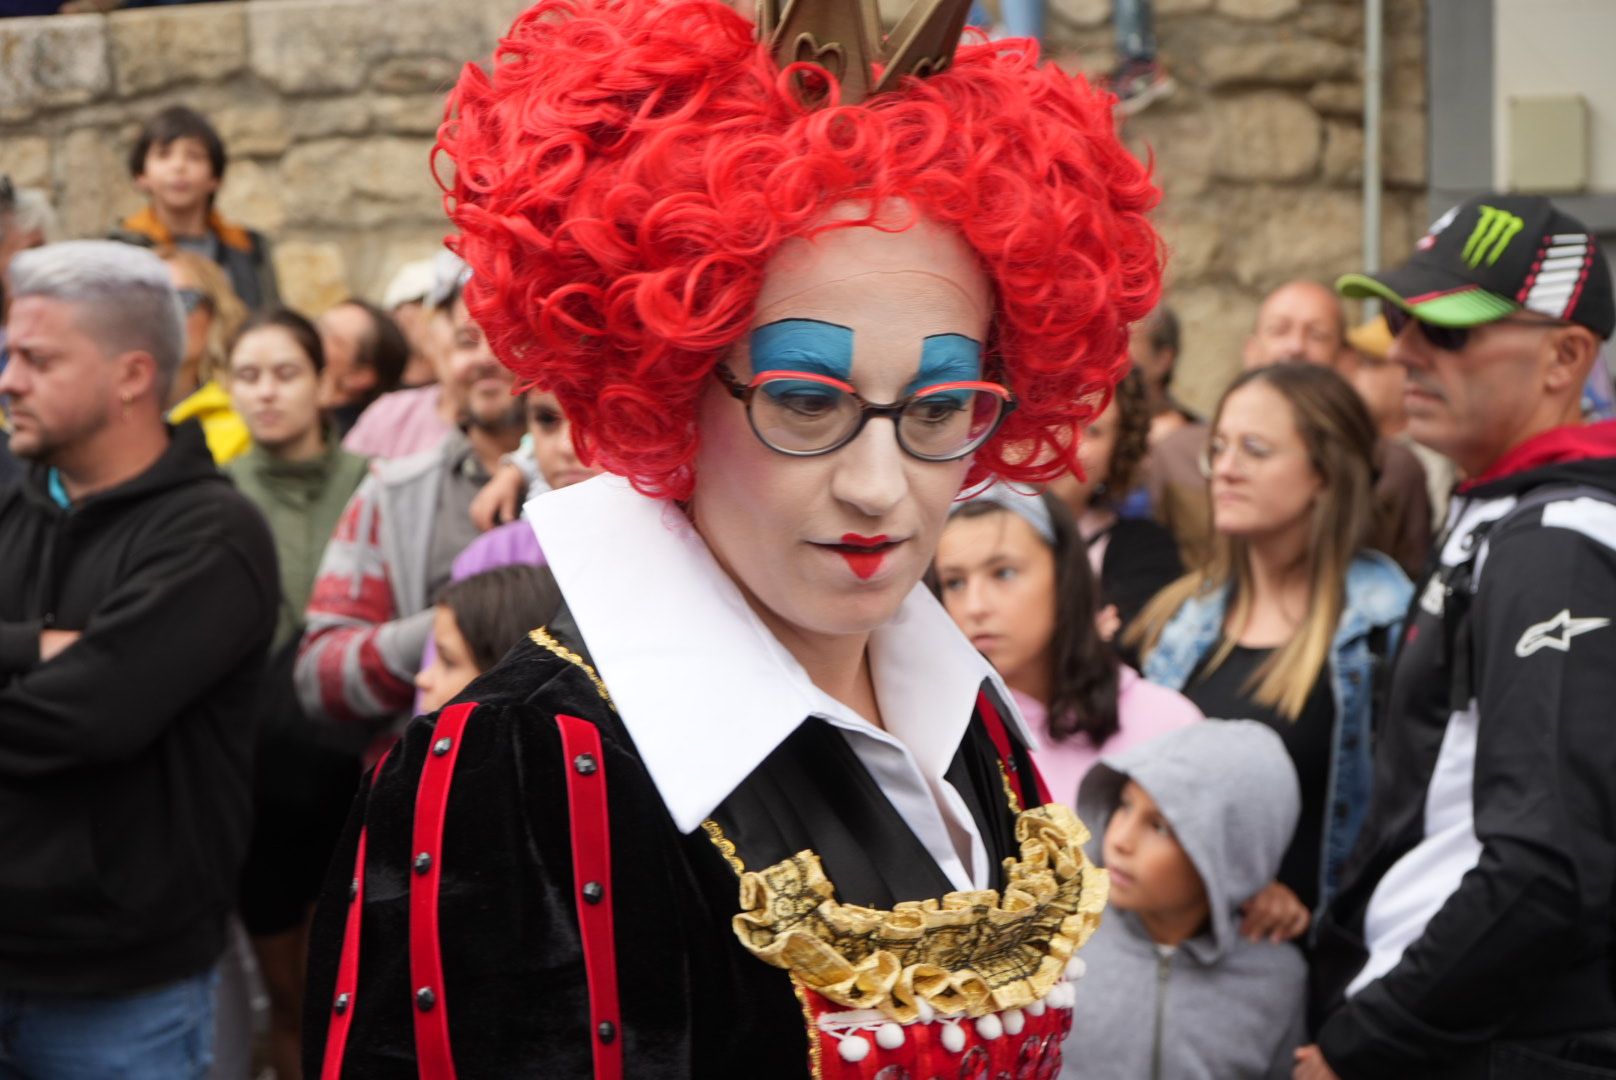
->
[1014,665,1203,811]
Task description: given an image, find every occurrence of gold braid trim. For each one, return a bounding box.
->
[701,819,746,876]
[996,760,1023,815]
[528,626,613,705]
[731,803,1107,1022]
[790,975,825,1080]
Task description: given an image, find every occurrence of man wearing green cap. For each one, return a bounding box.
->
[1303,196,1616,1079]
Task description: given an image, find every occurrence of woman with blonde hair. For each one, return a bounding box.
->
[1125,362,1411,945]
[159,245,251,463]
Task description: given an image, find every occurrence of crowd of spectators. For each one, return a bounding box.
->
[2,80,1615,1080]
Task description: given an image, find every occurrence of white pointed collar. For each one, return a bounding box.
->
[526,475,1033,834]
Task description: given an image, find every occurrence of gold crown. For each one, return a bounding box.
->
[758,0,975,105]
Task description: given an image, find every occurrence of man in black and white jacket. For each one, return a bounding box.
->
[1301,195,1616,1079]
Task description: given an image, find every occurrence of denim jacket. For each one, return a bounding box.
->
[1140,552,1413,919]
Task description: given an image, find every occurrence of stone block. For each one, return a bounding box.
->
[1382,105,1426,187]
[1048,0,1109,31]
[1225,186,1363,291]
[0,136,52,189]
[58,127,142,239]
[249,0,492,95]
[273,240,350,315]
[479,0,535,40]
[1308,81,1363,116]
[0,16,111,120]
[110,4,246,97]
[1167,283,1257,417]
[372,94,450,137]
[370,57,462,95]
[1216,0,1301,20]
[1379,190,1423,267]
[286,99,373,141]
[1201,37,1357,87]
[214,104,291,158]
[1127,108,1216,199]
[1322,119,1364,184]
[341,223,451,303]
[280,137,441,228]
[1296,3,1363,44]
[1211,92,1321,182]
[1157,210,1221,284]
[1385,34,1426,108]
[217,159,286,233]
[1046,34,1115,81]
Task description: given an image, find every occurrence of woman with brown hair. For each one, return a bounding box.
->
[934,487,1202,808]
[1125,362,1412,945]
[1047,369,1182,636]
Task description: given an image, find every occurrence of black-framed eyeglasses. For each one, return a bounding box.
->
[1384,304,1573,352]
[176,287,212,315]
[714,364,1016,461]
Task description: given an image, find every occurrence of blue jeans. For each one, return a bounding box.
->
[0,969,217,1080]
[1115,0,1157,62]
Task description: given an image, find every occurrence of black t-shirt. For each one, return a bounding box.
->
[1094,517,1184,633]
[1183,643,1334,912]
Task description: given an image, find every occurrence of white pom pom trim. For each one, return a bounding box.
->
[1003,1008,1026,1036]
[875,1022,905,1050]
[837,1035,871,1063]
[976,1013,1003,1041]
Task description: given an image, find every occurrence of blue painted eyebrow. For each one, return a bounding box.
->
[749,319,854,381]
[906,334,983,396]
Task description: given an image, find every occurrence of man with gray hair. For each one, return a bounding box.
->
[0,240,276,1076]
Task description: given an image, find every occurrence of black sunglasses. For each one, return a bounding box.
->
[1384,304,1572,351]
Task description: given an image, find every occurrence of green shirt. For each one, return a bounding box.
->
[224,436,370,652]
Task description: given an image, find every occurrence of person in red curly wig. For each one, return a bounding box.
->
[305,0,1161,1074]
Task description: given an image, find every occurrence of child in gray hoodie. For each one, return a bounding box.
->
[1063,721,1306,1080]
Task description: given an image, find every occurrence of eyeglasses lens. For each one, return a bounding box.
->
[752,378,862,454]
[898,387,1003,459]
[177,288,210,315]
[748,377,1005,460]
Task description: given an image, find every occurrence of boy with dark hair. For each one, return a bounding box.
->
[109,105,280,312]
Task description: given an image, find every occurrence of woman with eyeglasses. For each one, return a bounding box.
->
[302,0,1157,1073]
[159,245,251,463]
[1124,363,1412,948]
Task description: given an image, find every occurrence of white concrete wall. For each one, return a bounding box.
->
[1493,0,1616,194]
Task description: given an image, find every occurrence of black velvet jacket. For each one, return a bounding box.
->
[303,619,1040,1078]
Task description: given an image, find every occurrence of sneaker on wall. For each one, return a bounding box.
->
[1109,59,1177,117]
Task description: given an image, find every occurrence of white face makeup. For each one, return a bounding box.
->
[688,209,994,643]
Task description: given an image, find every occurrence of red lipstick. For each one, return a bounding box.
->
[835,533,892,580]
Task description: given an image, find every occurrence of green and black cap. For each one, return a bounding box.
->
[1338,194,1614,340]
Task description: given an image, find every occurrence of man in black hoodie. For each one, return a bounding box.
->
[1303,197,1616,1079]
[0,241,276,1076]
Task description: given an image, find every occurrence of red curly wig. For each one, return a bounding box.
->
[439,0,1161,500]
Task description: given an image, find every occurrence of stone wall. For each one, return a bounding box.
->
[1045,0,1429,413]
[0,0,529,313]
[1,0,1427,409]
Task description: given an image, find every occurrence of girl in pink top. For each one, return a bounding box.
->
[934,486,1202,808]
